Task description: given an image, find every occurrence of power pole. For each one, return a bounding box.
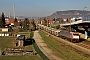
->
[70,19,71,32]
[82,6,87,22]
[47,18,48,27]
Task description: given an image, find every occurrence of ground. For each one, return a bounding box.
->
[0,32,42,60]
[33,31,63,60]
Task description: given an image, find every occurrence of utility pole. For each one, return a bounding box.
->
[82,6,87,22]
[55,12,57,24]
[70,18,71,32]
[47,18,48,27]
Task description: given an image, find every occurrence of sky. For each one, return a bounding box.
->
[0,0,90,17]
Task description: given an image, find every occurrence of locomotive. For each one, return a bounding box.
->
[59,30,79,42]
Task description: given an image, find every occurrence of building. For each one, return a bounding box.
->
[5,17,10,26]
[0,28,9,36]
[5,17,14,27]
[10,18,14,26]
[41,19,53,25]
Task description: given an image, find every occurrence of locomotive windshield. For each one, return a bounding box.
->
[73,34,79,36]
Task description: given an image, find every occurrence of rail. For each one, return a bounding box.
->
[43,30,90,56]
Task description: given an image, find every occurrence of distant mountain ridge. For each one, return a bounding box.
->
[47,10,90,19]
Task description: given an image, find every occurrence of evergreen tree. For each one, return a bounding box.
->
[2,12,5,27]
[0,17,3,28]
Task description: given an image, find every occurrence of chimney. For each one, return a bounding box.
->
[13,5,16,19]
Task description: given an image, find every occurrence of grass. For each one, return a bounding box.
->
[18,32,30,38]
[0,56,42,60]
[0,37,16,50]
[30,31,34,38]
[39,31,90,60]
[0,32,43,60]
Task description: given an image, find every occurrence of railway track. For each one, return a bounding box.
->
[42,30,90,56]
[44,30,90,50]
[75,42,90,50]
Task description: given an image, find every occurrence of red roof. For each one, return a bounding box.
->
[5,18,14,25]
[48,19,53,23]
[41,20,45,23]
[41,19,53,23]
[5,21,9,25]
[10,18,14,23]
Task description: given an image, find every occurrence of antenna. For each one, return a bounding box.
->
[13,5,16,19]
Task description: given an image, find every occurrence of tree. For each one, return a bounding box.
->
[14,18,18,27]
[18,20,23,27]
[1,12,5,27]
[23,18,30,31]
[59,17,63,23]
[43,18,47,26]
[30,19,36,31]
[53,18,56,21]
[19,21,24,32]
[0,17,3,28]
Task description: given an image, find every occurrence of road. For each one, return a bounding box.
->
[33,31,63,60]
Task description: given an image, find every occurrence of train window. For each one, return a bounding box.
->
[72,29,76,32]
[75,19,78,21]
[75,18,82,21]
[78,19,82,20]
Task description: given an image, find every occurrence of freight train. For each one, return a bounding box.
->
[38,24,80,42]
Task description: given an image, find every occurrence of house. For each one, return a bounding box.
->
[5,17,14,27]
[0,28,8,32]
[41,20,45,24]
[41,19,53,25]
[10,18,14,26]
[0,28,9,36]
[48,19,53,24]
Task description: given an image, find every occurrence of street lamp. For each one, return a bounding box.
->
[82,6,87,22]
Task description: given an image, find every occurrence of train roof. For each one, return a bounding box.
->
[55,30,61,32]
[70,32,79,34]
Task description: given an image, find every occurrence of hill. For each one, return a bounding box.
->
[47,10,90,19]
